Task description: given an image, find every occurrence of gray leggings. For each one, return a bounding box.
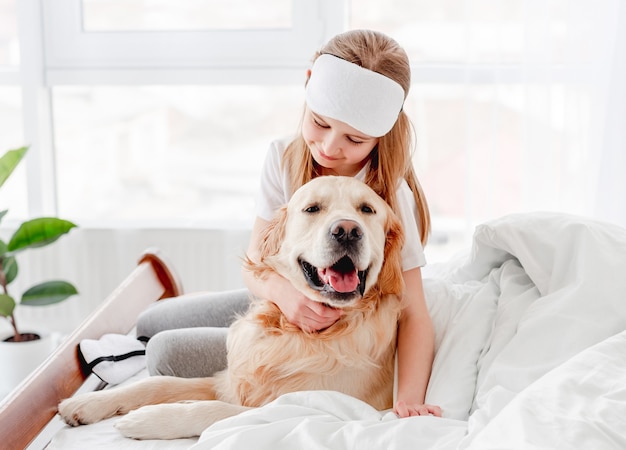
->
[136,289,251,377]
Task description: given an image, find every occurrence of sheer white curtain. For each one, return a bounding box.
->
[519,0,626,226]
[351,0,626,259]
[590,0,626,226]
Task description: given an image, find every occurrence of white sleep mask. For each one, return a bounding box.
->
[305,54,405,137]
[79,333,146,385]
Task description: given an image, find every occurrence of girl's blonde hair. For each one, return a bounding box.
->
[282,29,431,245]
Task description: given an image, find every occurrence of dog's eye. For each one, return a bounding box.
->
[360,204,375,214]
[304,205,320,213]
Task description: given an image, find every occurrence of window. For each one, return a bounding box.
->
[33,0,337,226]
[53,85,302,224]
[43,0,326,73]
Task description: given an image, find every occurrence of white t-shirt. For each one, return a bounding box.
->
[255,138,427,271]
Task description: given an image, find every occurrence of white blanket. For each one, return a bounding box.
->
[193,212,626,450]
[467,329,626,449]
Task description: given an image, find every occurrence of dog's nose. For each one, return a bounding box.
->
[330,220,363,243]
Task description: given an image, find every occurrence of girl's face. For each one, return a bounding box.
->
[302,106,379,177]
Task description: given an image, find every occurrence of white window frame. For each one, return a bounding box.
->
[42,0,347,85]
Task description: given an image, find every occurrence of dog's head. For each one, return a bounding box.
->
[251,176,405,309]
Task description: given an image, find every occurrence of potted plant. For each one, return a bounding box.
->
[0,146,78,396]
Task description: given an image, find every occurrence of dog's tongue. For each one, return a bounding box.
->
[319,267,359,293]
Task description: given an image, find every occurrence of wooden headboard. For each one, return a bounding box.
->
[0,248,183,450]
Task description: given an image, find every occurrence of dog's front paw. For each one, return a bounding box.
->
[115,403,203,440]
[58,392,121,426]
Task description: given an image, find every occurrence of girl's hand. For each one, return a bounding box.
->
[275,289,343,332]
[394,400,442,418]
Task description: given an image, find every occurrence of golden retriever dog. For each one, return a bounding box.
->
[58,176,405,440]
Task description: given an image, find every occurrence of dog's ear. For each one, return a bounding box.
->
[243,206,288,278]
[376,210,405,297]
[260,206,287,260]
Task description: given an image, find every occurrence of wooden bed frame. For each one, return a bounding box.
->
[0,248,183,450]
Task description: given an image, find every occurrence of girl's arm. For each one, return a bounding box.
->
[242,217,342,332]
[394,267,442,417]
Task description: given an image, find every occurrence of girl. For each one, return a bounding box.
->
[137,29,441,418]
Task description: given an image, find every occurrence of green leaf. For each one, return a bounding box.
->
[7,217,77,253]
[0,293,16,317]
[0,241,16,284]
[0,146,28,189]
[0,209,8,226]
[21,281,78,306]
[1,255,18,285]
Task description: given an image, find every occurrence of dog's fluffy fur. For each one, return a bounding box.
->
[58,176,405,440]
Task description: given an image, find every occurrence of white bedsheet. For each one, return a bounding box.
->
[46,369,198,449]
[48,212,626,450]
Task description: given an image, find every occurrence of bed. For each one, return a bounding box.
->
[3,212,626,449]
[0,248,184,450]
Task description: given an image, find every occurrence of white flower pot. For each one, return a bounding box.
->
[0,332,55,399]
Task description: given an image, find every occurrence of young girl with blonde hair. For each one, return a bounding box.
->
[138,29,441,418]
